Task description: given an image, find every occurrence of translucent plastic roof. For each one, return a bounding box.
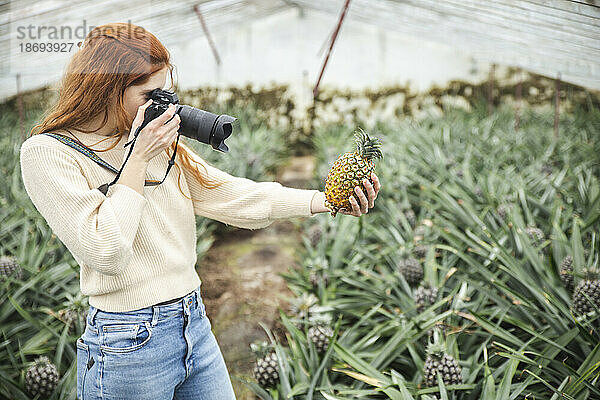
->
[293,0,600,90]
[1,0,599,98]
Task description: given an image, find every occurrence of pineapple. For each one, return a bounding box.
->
[541,162,554,175]
[571,270,600,317]
[324,128,383,217]
[496,203,510,223]
[57,308,88,334]
[398,257,423,285]
[251,341,279,388]
[559,255,574,292]
[0,255,23,280]
[400,208,417,229]
[308,325,334,353]
[309,270,329,288]
[413,244,429,259]
[415,283,438,313]
[306,224,323,247]
[306,256,330,289]
[423,329,463,388]
[525,226,545,247]
[25,356,60,398]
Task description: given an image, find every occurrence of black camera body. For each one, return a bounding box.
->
[141,88,235,152]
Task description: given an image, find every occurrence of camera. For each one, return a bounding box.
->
[141,88,236,152]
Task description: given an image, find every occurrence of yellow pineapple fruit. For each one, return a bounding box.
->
[324,128,383,217]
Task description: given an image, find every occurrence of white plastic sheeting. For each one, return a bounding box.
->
[1,0,599,101]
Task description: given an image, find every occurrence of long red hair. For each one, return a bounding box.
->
[30,22,225,200]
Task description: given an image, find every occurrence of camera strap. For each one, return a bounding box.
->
[41,132,179,196]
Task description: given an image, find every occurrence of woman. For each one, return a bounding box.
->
[19,22,380,399]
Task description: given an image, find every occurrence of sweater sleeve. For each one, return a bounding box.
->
[19,143,149,276]
[179,142,320,230]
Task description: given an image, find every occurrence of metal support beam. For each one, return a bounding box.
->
[554,72,561,139]
[515,69,522,132]
[312,0,351,99]
[16,73,24,143]
[194,3,222,66]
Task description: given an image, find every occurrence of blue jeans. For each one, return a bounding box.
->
[76,285,236,399]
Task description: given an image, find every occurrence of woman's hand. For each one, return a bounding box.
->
[337,172,381,216]
[126,100,181,163]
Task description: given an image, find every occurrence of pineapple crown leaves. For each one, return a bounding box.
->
[305,255,330,271]
[353,127,383,161]
[31,355,52,366]
[250,340,275,358]
[425,327,447,358]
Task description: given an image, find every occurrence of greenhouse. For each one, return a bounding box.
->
[1,0,600,399]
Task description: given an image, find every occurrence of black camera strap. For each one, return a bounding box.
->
[42,131,179,196]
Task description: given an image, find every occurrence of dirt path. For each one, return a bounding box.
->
[197,156,317,399]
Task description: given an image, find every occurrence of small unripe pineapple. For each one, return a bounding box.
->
[398,257,423,285]
[559,256,574,292]
[25,356,60,398]
[324,128,383,217]
[251,341,279,389]
[401,208,416,228]
[496,203,510,222]
[306,224,323,247]
[423,328,462,388]
[57,308,88,334]
[309,270,329,288]
[308,324,334,353]
[571,270,600,317]
[413,244,429,259]
[525,226,545,247]
[415,283,438,313]
[0,255,23,280]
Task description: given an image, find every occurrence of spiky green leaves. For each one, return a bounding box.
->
[353,128,383,162]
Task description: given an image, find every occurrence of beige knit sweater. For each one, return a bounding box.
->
[19,132,319,312]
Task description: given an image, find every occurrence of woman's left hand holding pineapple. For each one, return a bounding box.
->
[311,172,381,217]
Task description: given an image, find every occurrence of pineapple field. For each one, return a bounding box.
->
[240,98,600,399]
[1,81,600,400]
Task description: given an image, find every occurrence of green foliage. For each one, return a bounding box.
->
[247,101,600,399]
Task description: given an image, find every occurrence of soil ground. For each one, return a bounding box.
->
[196,156,317,399]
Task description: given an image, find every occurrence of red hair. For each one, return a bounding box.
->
[30,22,225,200]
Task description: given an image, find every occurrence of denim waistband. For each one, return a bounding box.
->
[87,286,202,327]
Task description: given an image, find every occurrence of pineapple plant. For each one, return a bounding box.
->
[24,356,60,398]
[398,257,423,285]
[423,328,463,388]
[251,341,279,389]
[415,283,439,313]
[0,255,23,280]
[324,128,383,217]
[559,255,575,292]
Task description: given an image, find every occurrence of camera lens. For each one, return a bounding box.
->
[177,105,235,152]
